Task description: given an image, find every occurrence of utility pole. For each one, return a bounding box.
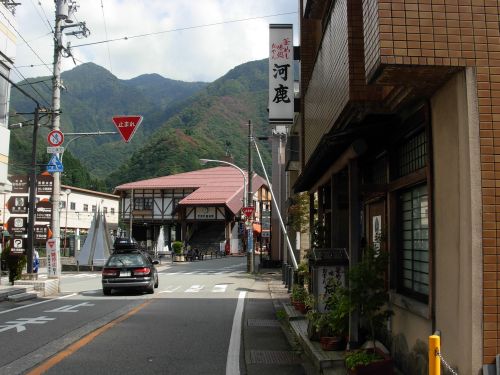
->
[247,120,254,273]
[51,0,89,277]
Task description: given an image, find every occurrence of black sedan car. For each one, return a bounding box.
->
[101,251,159,295]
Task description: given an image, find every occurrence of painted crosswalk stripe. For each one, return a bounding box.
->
[185,285,204,293]
[213,284,228,293]
[159,286,180,294]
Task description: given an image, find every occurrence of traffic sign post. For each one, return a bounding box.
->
[112,115,143,143]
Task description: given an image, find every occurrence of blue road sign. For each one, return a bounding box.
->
[47,154,63,173]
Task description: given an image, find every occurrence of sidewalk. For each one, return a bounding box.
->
[246,268,347,375]
[243,268,314,375]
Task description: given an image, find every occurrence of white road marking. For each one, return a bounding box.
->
[159,286,180,294]
[44,302,95,313]
[185,285,204,293]
[213,284,228,293]
[0,316,56,333]
[0,294,77,315]
[226,291,246,375]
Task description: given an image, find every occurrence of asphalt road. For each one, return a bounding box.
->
[0,256,254,375]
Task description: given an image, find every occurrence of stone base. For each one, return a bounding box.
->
[14,279,59,296]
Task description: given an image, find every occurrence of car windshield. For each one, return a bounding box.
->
[106,254,147,267]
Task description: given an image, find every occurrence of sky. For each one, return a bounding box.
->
[12,0,299,83]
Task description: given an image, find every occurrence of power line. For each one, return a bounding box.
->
[0,5,53,75]
[11,67,51,107]
[29,0,54,34]
[100,0,112,73]
[72,11,297,48]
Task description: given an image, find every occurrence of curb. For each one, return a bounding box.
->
[264,275,347,375]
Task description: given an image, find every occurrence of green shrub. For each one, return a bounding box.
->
[2,243,27,284]
[345,350,383,370]
[172,241,184,255]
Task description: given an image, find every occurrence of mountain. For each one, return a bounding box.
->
[9,59,272,192]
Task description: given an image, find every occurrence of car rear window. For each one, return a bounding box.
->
[107,254,147,267]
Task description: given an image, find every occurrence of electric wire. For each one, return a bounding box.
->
[72,11,297,48]
[30,0,54,34]
[3,17,53,76]
[11,66,51,107]
[99,0,113,73]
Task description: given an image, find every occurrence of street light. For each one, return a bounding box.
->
[199,159,247,206]
[200,158,252,271]
[63,188,71,256]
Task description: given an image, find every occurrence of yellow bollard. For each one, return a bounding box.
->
[429,334,441,375]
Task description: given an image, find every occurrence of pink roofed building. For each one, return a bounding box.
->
[114,166,271,254]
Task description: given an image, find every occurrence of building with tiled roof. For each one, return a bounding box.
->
[114,166,271,253]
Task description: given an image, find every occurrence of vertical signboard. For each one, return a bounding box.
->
[269,24,294,125]
[46,238,60,277]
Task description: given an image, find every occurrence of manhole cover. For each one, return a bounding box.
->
[248,350,302,364]
[247,319,281,327]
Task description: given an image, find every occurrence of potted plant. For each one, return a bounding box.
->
[317,277,349,351]
[290,284,308,313]
[172,241,184,262]
[344,244,393,374]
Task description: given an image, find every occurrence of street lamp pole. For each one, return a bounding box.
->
[199,158,250,269]
[247,120,254,273]
[199,159,247,206]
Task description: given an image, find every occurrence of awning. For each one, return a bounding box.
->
[253,223,261,234]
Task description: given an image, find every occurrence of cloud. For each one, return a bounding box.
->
[12,0,298,82]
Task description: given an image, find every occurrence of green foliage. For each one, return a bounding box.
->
[1,243,27,284]
[172,241,183,255]
[291,284,307,303]
[297,261,309,286]
[307,277,349,338]
[275,309,286,321]
[10,60,273,191]
[288,192,309,233]
[345,350,383,371]
[319,278,350,337]
[348,244,393,349]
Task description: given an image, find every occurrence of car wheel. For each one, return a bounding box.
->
[103,288,112,296]
[154,273,159,288]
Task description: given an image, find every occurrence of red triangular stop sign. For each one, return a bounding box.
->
[112,115,143,143]
[242,206,254,217]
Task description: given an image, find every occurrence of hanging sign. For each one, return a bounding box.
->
[7,217,27,235]
[7,196,28,214]
[37,174,54,195]
[269,24,294,125]
[34,225,50,242]
[112,115,143,143]
[36,200,53,222]
[10,237,26,255]
[8,175,29,194]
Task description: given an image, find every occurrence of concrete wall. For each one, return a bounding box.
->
[431,69,482,374]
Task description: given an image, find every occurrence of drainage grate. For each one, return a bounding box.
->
[247,319,281,327]
[248,350,302,365]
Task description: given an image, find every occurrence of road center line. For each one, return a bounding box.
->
[26,299,153,375]
[226,291,246,375]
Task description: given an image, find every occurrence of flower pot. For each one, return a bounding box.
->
[346,348,393,375]
[173,255,185,262]
[293,301,308,314]
[320,336,345,351]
